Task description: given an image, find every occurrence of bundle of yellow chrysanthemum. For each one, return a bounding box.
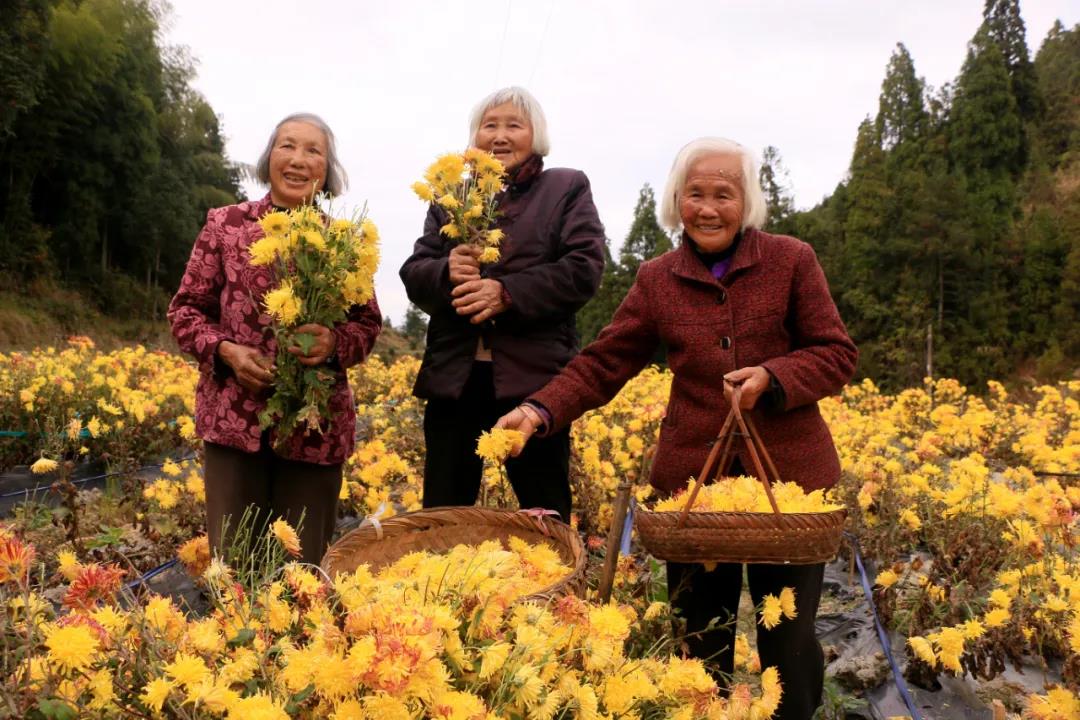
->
[248,203,380,440]
[412,149,506,263]
[7,529,787,719]
[653,475,844,514]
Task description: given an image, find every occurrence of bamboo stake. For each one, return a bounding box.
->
[598,482,633,603]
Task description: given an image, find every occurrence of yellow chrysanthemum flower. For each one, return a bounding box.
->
[263,282,303,326]
[759,594,785,629]
[875,569,900,589]
[984,607,1011,628]
[140,678,173,713]
[476,429,525,464]
[271,518,302,557]
[412,182,434,202]
[30,457,59,475]
[44,624,100,673]
[259,211,290,236]
[779,586,797,619]
[907,635,937,666]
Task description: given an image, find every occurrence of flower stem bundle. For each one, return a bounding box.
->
[249,201,380,441]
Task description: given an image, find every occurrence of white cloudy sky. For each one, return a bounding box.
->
[164,0,1074,324]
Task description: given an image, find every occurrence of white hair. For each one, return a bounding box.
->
[255,113,348,196]
[467,86,551,157]
[659,137,767,232]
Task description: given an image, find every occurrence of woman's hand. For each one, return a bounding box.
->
[723,366,771,409]
[448,244,482,285]
[287,323,337,366]
[452,279,507,324]
[494,404,543,457]
[218,341,275,393]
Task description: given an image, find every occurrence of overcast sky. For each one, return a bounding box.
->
[164,0,1074,325]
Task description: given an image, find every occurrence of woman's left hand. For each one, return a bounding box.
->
[723,366,770,409]
[288,323,337,366]
[451,279,507,324]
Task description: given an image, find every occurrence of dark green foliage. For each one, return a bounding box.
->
[577,184,671,347]
[982,0,1042,122]
[0,0,241,319]
[1033,21,1080,169]
[403,302,428,349]
[618,184,672,276]
[759,146,796,235]
[794,9,1079,389]
[0,0,52,138]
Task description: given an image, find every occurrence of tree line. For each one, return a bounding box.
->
[578,0,1079,390]
[1,0,242,318]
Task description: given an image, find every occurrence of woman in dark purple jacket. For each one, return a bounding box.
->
[400,86,606,522]
[497,138,857,720]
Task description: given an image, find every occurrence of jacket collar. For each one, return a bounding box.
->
[671,227,763,285]
[244,193,276,222]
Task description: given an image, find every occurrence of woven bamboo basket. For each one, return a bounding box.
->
[321,506,587,603]
[636,385,846,565]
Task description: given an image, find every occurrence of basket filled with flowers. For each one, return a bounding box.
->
[635,386,847,565]
[322,429,586,603]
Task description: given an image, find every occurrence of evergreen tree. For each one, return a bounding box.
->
[950,25,1024,200]
[760,5,1074,388]
[875,43,928,158]
[1033,21,1080,168]
[576,240,627,347]
[578,184,671,347]
[618,184,672,275]
[759,146,796,235]
[982,0,1041,121]
[402,303,428,349]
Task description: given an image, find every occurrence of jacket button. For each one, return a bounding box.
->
[720,336,732,349]
[716,289,726,304]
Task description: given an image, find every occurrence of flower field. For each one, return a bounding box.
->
[1,338,1078,718]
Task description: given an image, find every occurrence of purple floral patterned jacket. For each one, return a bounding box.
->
[168,194,382,465]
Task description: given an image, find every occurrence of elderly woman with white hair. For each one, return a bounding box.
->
[400,86,606,523]
[169,113,382,565]
[496,137,858,719]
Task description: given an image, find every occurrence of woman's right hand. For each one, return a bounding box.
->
[217,341,275,393]
[448,244,482,285]
[494,404,543,457]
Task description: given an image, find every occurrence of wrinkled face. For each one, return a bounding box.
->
[268,121,328,209]
[474,102,534,172]
[679,152,746,253]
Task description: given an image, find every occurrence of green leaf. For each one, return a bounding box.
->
[227,627,256,647]
[293,331,316,356]
[86,525,124,549]
[37,700,78,720]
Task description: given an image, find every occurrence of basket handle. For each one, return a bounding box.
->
[677,382,784,528]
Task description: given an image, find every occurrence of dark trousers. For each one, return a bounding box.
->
[203,439,342,566]
[668,560,825,720]
[422,362,573,521]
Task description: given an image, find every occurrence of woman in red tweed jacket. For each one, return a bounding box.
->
[497,137,857,720]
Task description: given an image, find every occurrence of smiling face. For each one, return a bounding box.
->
[474,102,534,172]
[268,121,328,209]
[679,152,746,253]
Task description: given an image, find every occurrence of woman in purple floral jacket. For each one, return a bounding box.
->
[168,113,382,565]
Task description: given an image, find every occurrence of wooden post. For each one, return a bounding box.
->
[598,482,632,603]
[926,323,934,381]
